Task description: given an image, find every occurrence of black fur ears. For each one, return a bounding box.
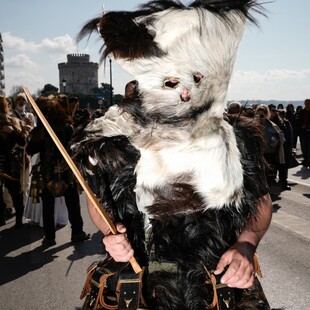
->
[98,11,165,61]
[77,11,165,63]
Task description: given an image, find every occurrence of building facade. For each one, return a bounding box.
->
[0,33,5,95]
[58,54,98,95]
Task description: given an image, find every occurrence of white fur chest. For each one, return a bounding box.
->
[134,121,244,215]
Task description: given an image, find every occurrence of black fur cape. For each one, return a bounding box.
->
[71,106,269,309]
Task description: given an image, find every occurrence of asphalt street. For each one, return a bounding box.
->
[259,171,310,310]
[0,159,309,310]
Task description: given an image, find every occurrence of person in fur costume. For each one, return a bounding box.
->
[73,1,272,309]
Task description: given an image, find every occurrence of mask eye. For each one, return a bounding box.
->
[162,77,180,89]
[193,73,204,84]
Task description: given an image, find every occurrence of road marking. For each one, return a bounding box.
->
[272,210,310,241]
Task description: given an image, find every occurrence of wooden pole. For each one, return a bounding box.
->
[22,86,142,274]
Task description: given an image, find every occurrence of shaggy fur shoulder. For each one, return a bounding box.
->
[70,131,147,264]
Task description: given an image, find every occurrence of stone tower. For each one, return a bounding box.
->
[0,33,5,95]
[58,54,98,94]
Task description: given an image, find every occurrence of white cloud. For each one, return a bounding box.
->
[39,35,76,54]
[2,33,32,51]
[5,54,37,69]
[2,32,76,55]
[2,33,77,95]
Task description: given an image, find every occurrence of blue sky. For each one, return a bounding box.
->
[1,0,309,100]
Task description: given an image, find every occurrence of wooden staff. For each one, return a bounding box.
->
[22,86,142,274]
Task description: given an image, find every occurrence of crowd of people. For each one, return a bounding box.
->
[227,99,310,190]
[0,93,91,246]
[1,92,309,244]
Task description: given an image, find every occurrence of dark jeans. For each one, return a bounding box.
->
[0,179,24,225]
[41,186,84,240]
[277,163,288,187]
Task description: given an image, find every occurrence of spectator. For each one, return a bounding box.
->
[285,103,297,152]
[27,96,90,246]
[293,105,303,151]
[0,95,26,228]
[12,92,36,200]
[268,104,278,122]
[12,92,36,131]
[285,103,295,122]
[277,103,284,110]
[244,104,255,118]
[299,99,310,168]
[255,104,285,187]
[296,105,303,114]
[73,109,91,129]
[276,109,294,190]
[69,96,80,119]
[227,101,242,115]
[269,106,293,190]
[3,97,14,215]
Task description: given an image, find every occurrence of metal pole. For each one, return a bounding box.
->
[109,58,113,105]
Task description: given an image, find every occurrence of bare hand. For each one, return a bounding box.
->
[103,223,134,262]
[214,242,256,289]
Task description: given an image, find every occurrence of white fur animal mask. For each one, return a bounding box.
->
[74,1,268,215]
[78,0,263,120]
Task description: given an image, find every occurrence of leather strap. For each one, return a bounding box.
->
[205,268,236,310]
[117,266,143,310]
[213,274,236,310]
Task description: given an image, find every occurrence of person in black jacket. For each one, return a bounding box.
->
[277,109,294,190]
[0,95,26,228]
[299,99,310,168]
[27,95,90,246]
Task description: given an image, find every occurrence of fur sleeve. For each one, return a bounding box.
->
[70,129,140,214]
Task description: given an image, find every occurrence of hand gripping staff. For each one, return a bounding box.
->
[22,86,142,274]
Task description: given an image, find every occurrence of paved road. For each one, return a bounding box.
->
[256,157,310,310]
[0,193,102,310]
[0,162,309,309]
[259,179,310,310]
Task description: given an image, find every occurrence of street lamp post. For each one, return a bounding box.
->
[109,58,113,105]
[62,78,67,94]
